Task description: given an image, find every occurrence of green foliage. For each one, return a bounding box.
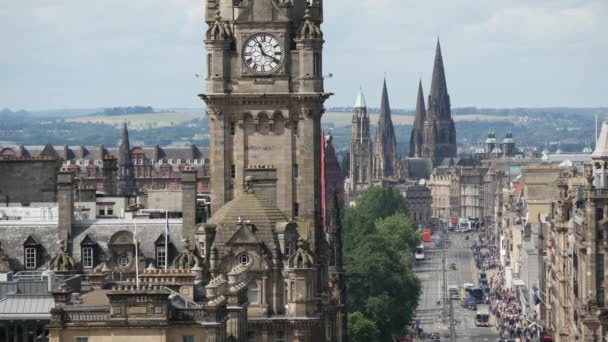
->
[355,186,409,221]
[348,311,381,342]
[343,187,421,341]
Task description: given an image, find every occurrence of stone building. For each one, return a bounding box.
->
[410,80,426,159]
[372,79,399,181]
[0,128,212,196]
[409,40,457,167]
[198,0,346,340]
[482,131,517,159]
[404,182,433,228]
[428,174,456,220]
[349,89,373,197]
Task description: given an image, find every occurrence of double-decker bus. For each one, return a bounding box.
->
[414,244,425,260]
[422,229,433,242]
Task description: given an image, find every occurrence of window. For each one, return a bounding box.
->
[293,164,298,178]
[275,331,285,342]
[247,282,259,304]
[75,338,89,342]
[82,247,94,269]
[98,209,105,216]
[107,208,113,216]
[156,246,166,269]
[230,121,236,135]
[182,336,194,342]
[284,281,289,305]
[207,54,212,78]
[230,165,236,179]
[118,255,129,268]
[199,241,206,258]
[293,203,299,218]
[313,53,320,76]
[239,254,250,266]
[24,247,37,269]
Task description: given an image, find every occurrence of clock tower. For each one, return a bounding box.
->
[201,0,329,251]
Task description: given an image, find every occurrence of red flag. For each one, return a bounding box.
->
[320,129,327,239]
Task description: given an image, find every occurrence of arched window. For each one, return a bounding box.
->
[247,281,259,304]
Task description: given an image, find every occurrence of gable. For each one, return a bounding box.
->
[226,224,259,245]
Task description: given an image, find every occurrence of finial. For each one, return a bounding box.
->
[303,7,312,20]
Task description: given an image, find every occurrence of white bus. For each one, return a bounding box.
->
[415,244,425,260]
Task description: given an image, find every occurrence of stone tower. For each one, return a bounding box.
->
[423,40,456,167]
[410,80,426,158]
[373,79,399,180]
[201,0,329,251]
[349,89,372,196]
[117,123,136,196]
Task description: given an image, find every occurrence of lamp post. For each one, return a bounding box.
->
[141,208,169,270]
[133,219,139,288]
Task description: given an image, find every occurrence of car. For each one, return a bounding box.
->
[449,285,459,300]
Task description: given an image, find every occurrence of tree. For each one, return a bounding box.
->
[348,312,380,342]
[342,187,421,341]
[355,186,408,221]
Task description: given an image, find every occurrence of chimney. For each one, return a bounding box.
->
[244,167,277,206]
[98,145,105,159]
[57,169,74,242]
[63,145,69,161]
[79,145,86,159]
[153,144,161,163]
[102,156,118,196]
[19,145,27,158]
[181,166,198,247]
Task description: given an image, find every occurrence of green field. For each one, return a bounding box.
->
[66,112,203,130]
[322,112,513,126]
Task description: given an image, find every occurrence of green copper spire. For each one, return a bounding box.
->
[354,88,366,108]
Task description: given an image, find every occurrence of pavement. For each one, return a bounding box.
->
[413,230,501,342]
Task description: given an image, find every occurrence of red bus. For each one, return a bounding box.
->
[422,229,433,242]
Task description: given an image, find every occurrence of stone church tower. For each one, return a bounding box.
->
[422,40,457,167]
[410,80,426,158]
[200,1,345,341]
[372,79,399,180]
[117,122,137,196]
[350,89,373,196]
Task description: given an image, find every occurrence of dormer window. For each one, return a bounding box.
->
[23,235,41,270]
[239,253,250,266]
[80,235,98,269]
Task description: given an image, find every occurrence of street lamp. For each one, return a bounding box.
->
[141,208,169,270]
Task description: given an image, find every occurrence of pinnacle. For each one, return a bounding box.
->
[429,38,448,99]
[379,78,391,122]
[354,88,366,108]
[414,80,426,129]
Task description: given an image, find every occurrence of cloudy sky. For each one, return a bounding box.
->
[1,0,606,110]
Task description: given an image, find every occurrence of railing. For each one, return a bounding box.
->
[62,307,110,322]
[172,308,206,321]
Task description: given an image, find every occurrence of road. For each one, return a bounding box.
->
[413,230,500,342]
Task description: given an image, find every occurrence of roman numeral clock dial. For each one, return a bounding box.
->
[242,33,284,75]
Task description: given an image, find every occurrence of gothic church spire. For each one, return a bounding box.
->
[428,39,450,120]
[117,122,137,196]
[410,80,426,158]
[373,78,398,180]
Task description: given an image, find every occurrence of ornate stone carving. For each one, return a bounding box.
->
[49,240,76,271]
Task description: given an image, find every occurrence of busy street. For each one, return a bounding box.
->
[412,227,500,341]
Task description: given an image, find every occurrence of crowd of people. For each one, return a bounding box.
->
[477,232,540,341]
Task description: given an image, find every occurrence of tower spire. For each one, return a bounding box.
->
[117,122,136,196]
[429,39,449,119]
[373,78,398,179]
[410,80,426,158]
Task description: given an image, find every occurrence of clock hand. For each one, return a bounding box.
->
[257,43,268,57]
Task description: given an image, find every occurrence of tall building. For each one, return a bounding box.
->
[199,1,345,340]
[349,89,373,196]
[117,123,137,196]
[421,40,457,167]
[372,79,399,180]
[410,80,426,158]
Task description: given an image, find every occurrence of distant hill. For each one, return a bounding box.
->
[66,111,203,130]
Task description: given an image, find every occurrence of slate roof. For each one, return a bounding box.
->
[209,192,288,256]
[0,294,54,320]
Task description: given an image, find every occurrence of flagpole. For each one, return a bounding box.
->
[134,219,139,288]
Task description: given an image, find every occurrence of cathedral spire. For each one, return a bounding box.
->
[378,78,391,124]
[410,80,426,158]
[428,39,450,120]
[373,78,398,179]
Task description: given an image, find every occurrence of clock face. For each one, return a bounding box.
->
[242,33,284,75]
